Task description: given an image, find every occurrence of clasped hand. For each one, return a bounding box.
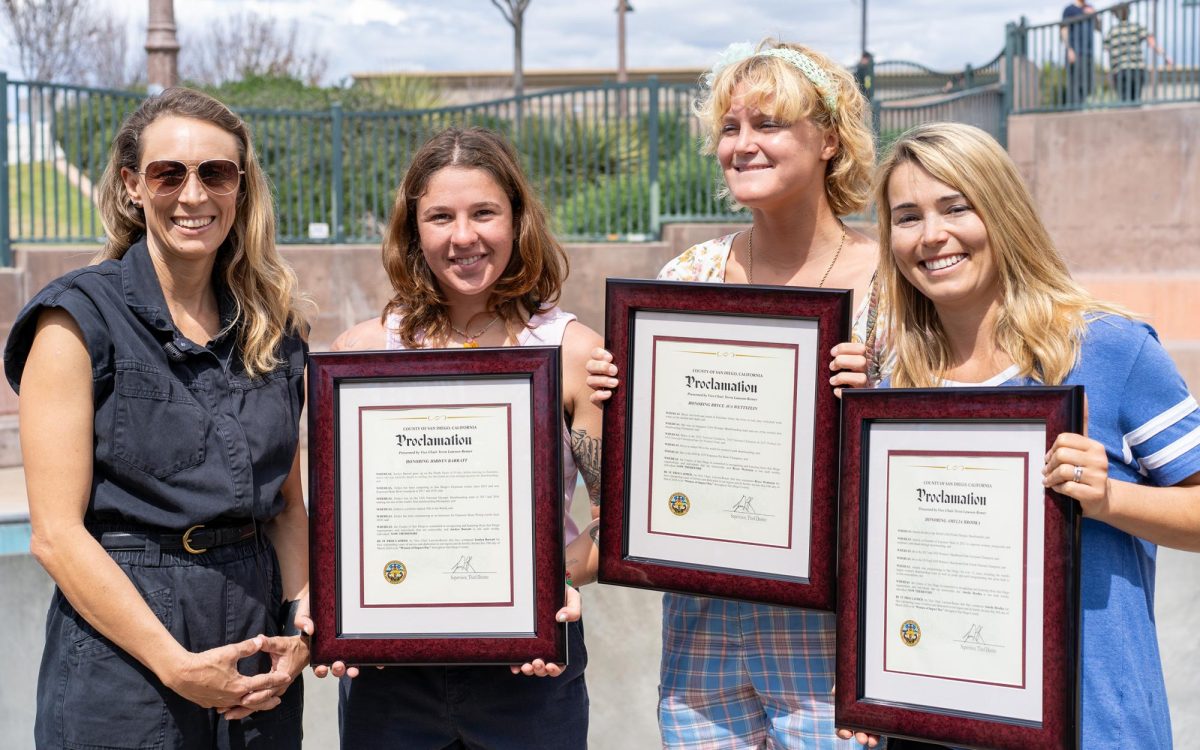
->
[165,628,309,721]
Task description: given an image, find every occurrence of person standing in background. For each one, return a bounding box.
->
[1061,0,1100,105]
[1105,2,1172,103]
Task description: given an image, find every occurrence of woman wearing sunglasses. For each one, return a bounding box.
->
[4,87,310,748]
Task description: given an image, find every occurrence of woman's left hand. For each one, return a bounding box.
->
[218,631,310,720]
[221,602,313,721]
[1044,432,1110,518]
[835,728,881,747]
[829,342,870,398]
[510,584,581,677]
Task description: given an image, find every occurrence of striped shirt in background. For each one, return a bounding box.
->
[1105,20,1150,72]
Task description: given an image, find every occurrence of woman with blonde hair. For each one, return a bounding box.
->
[326,126,601,748]
[588,38,883,748]
[836,121,1200,748]
[4,87,311,747]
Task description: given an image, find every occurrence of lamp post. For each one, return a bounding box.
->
[617,0,633,84]
[146,0,179,94]
[860,0,868,59]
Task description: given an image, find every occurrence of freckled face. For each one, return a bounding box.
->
[887,161,1000,317]
[121,115,240,267]
[715,85,838,211]
[417,167,515,307]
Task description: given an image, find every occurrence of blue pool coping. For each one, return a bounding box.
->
[0,517,31,556]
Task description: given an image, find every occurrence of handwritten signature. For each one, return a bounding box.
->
[731,495,757,514]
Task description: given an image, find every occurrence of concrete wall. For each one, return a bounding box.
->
[1008,104,1200,389]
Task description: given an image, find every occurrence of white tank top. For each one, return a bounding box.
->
[383,306,582,544]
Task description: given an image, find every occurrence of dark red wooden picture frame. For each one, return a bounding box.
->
[307,346,565,665]
[597,278,851,610]
[836,386,1083,750]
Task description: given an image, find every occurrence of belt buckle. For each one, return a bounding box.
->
[182,524,207,554]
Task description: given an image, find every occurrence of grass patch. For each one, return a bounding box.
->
[8,162,103,242]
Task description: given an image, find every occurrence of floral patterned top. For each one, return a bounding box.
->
[660,232,886,382]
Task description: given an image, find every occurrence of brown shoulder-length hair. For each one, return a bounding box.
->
[382,126,567,348]
[94,87,308,376]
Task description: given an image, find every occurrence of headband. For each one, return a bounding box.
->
[703,42,840,115]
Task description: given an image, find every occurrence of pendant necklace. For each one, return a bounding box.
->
[746,221,847,287]
[450,314,501,348]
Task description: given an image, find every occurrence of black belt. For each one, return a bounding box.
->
[97,522,258,554]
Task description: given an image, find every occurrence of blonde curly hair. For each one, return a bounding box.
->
[694,39,875,216]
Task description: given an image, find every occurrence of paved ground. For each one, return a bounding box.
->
[2,458,1197,748]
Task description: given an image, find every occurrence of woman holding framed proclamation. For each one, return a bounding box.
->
[588,39,884,749]
[323,126,602,749]
[834,122,1200,749]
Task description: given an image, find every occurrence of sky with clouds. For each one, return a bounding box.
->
[2,1,1073,84]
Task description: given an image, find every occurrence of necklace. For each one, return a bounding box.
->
[746,221,846,287]
[449,314,501,348]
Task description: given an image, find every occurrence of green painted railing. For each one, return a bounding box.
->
[0,77,736,257]
[873,50,1004,102]
[1008,0,1200,113]
[876,83,1007,149]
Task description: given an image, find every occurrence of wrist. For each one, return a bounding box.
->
[148,641,191,691]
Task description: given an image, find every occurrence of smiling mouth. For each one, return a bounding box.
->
[173,217,215,229]
[451,255,485,267]
[734,164,771,172]
[922,254,966,271]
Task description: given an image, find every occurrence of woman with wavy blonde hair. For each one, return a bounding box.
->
[872,121,1125,388]
[5,87,311,748]
[588,38,884,749]
[841,121,1200,748]
[328,126,601,748]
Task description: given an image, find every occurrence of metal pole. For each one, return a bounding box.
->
[617,0,629,84]
[0,72,10,267]
[647,75,660,239]
[331,103,344,243]
[860,0,868,58]
[145,0,180,94]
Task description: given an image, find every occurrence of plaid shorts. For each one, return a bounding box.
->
[658,593,861,749]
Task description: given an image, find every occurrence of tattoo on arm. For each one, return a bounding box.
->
[588,523,600,545]
[570,428,602,507]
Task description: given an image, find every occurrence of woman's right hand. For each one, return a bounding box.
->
[829,342,870,398]
[160,636,292,711]
[585,347,620,404]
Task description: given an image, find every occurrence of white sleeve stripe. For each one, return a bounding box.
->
[1139,423,1200,471]
[1121,395,1198,464]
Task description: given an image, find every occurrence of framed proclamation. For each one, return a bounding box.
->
[597,278,852,610]
[836,386,1084,750]
[307,347,567,666]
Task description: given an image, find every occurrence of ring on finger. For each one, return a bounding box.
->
[1072,465,1083,484]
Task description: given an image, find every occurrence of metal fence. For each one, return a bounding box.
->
[1008,0,1200,113]
[0,77,733,259]
[876,84,1008,150]
[873,51,1004,102]
[0,72,1007,261]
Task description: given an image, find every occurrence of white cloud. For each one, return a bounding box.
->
[0,0,1071,84]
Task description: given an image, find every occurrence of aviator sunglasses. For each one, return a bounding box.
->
[135,159,244,197]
